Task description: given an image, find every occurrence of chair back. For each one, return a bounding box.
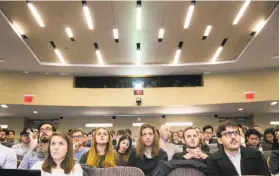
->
[167,167,206,176]
[82,165,145,176]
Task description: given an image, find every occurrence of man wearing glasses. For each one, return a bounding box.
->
[71,129,89,161]
[207,121,270,176]
[18,122,55,169]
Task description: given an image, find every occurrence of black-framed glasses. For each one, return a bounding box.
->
[221,131,240,138]
[40,128,52,133]
[72,135,83,139]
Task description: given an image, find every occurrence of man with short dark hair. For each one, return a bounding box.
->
[2,130,17,148]
[71,129,89,161]
[207,121,270,176]
[245,128,263,152]
[0,129,9,143]
[18,122,55,169]
[12,129,37,156]
[202,125,217,144]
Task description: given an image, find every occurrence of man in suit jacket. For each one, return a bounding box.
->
[207,121,270,176]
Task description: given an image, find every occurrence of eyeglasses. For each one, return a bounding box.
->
[221,131,240,138]
[72,135,83,139]
[40,128,52,133]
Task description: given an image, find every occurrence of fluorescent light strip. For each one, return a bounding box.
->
[54,49,66,64]
[173,49,181,64]
[134,83,143,90]
[238,108,243,111]
[136,6,142,30]
[0,125,8,129]
[136,50,141,65]
[132,123,145,127]
[165,122,193,127]
[96,50,103,65]
[203,25,212,37]
[158,28,164,39]
[270,121,279,125]
[14,24,25,35]
[83,5,94,30]
[27,2,45,27]
[253,20,266,33]
[184,4,195,29]
[212,46,223,62]
[33,111,38,114]
[271,101,278,105]
[233,0,251,25]
[113,29,119,42]
[1,104,8,108]
[65,27,74,38]
[85,123,113,127]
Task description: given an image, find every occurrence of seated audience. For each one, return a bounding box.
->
[0,129,9,147]
[83,133,88,147]
[254,125,263,134]
[177,130,185,144]
[171,132,183,145]
[159,125,181,160]
[237,124,246,147]
[194,127,209,152]
[33,129,39,140]
[127,123,168,175]
[5,130,17,148]
[86,132,92,147]
[172,127,208,163]
[116,134,133,166]
[0,141,17,168]
[263,127,278,151]
[31,132,83,176]
[207,120,270,176]
[245,128,263,152]
[110,129,117,146]
[116,129,128,144]
[79,127,117,168]
[269,150,279,175]
[275,126,279,141]
[71,129,89,161]
[202,125,218,145]
[125,128,132,136]
[12,129,37,156]
[19,122,55,169]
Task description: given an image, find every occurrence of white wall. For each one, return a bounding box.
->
[253,113,279,130]
[0,117,25,137]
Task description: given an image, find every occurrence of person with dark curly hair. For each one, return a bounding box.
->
[245,128,263,152]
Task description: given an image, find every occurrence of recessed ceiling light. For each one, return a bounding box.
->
[45,72,50,75]
[136,1,142,30]
[0,125,8,129]
[14,24,25,35]
[65,27,75,41]
[113,29,119,42]
[85,123,113,127]
[27,2,45,27]
[232,0,251,25]
[253,20,266,34]
[202,25,212,40]
[271,101,278,106]
[136,43,141,65]
[24,71,29,74]
[33,111,38,114]
[184,1,195,29]
[158,28,164,42]
[212,38,228,62]
[1,104,8,108]
[165,122,193,126]
[49,41,66,64]
[82,1,94,30]
[238,108,243,111]
[94,43,103,65]
[173,41,183,64]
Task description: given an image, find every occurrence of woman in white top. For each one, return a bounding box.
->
[32,132,83,176]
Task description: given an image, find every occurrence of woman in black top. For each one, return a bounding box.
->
[116,134,133,166]
[127,124,168,175]
[262,128,278,151]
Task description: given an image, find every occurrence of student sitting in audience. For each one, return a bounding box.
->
[245,128,263,152]
[270,150,279,176]
[159,125,181,160]
[5,130,17,148]
[177,130,185,144]
[32,132,83,176]
[262,127,278,151]
[79,127,117,168]
[202,125,218,145]
[19,122,55,169]
[116,134,133,166]
[71,129,89,162]
[127,123,168,175]
[171,132,184,145]
[82,133,89,147]
[12,129,37,156]
[0,129,10,147]
[237,124,246,147]
[275,126,279,141]
[116,129,128,145]
[207,120,270,176]
[172,127,208,163]
[0,138,17,168]
[194,127,209,152]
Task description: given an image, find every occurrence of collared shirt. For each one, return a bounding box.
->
[0,144,17,169]
[225,149,241,176]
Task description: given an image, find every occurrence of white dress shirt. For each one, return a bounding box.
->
[225,149,241,176]
[0,143,17,169]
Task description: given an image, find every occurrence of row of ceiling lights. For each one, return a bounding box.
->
[12,0,266,65]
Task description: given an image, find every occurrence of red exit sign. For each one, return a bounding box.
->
[134,90,143,95]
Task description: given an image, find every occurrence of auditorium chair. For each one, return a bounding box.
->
[81,165,145,176]
[167,167,206,176]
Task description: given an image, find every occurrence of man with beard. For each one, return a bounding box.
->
[0,129,9,143]
[71,129,89,161]
[18,122,55,169]
[159,125,181,160]
[207,121,270,176]
[172,127,208,163]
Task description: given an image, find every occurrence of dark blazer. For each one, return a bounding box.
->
[207,146,270,176]
[209,138,218,144]
[270,150,279,175]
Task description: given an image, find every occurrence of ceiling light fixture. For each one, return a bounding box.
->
[271,101,278,106]
[94,43,103,65]
[65,27,75,41]
[250,20,266,36]
[0,125,8,129]
[270,121,279,125]
[49,41,66,64]
[132,123,145,127]
[85,123,113,127]
[238,108,243,111]
[136,43,141,65]
[212,38,228,62]
[33,111,38,114]
[173,41,183,64]
[14,23,28,39]
[27,2,45,27]
[165,122,193,127]
[202,25,212,40]
[1,104,8,108]
[184,1,195,29]
[113,29,119,42]
[136,1,142,30]
[233,0,251,25]
[82,1,94,30]
[158,28,164,42]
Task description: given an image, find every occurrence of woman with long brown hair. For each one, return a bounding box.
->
[127,124,168,175]
[79,127,117,168]
[31,132,83,176]
[116,134,133,166]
